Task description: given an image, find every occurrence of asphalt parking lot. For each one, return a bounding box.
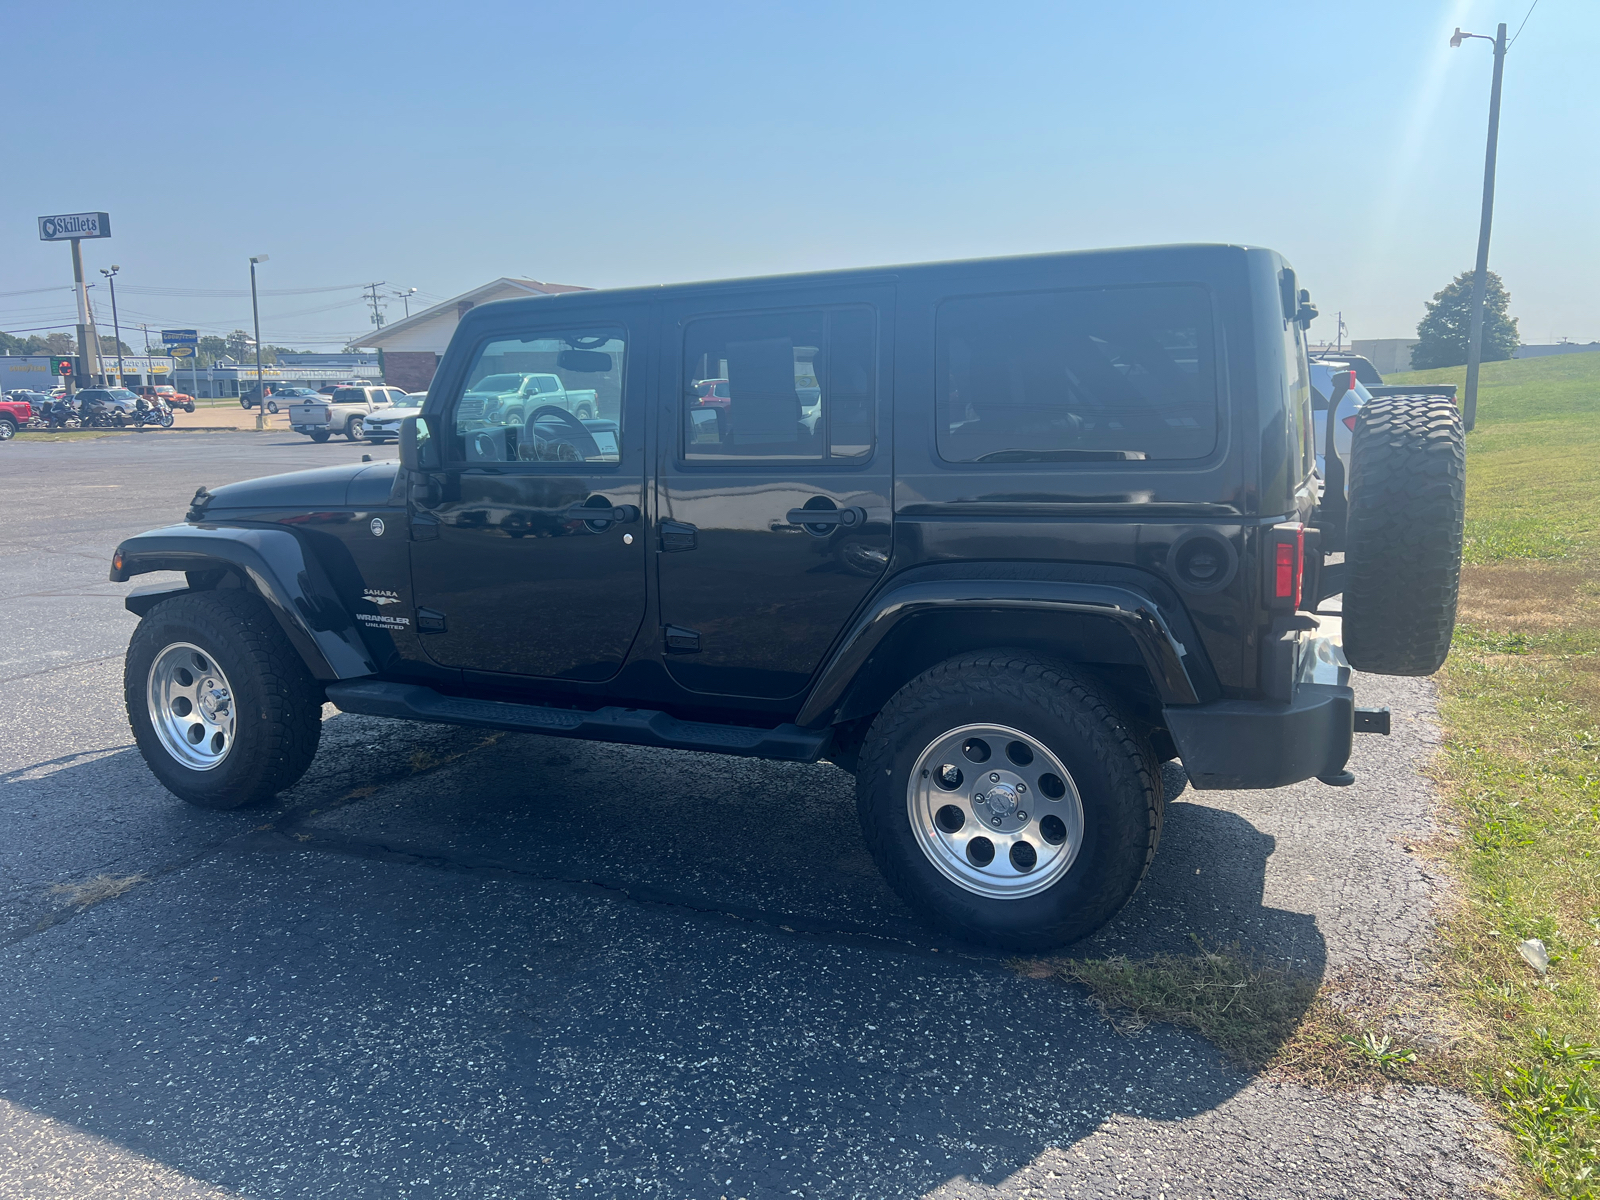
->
[1,432,1501,1199]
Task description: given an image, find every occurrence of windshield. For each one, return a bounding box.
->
[1310,363,1372,408]
[467,373,529,394]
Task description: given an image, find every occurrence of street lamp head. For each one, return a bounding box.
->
[1450,27,1465,47]
[250,254,269,264]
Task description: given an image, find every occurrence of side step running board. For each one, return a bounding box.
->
[325,680,830,763]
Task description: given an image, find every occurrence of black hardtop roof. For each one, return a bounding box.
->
[457,243,1276,326]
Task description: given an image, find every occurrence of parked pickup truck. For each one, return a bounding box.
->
[288,385,395,443]
[457,372,600,427]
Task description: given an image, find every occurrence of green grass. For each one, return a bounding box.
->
[1389,356,1600,565]
[1399,352,1600,1196]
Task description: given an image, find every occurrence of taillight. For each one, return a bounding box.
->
[1266,523,1305,609]
[1342,415,1357,430]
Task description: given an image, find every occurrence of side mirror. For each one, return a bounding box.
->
[1295,301,1319,329]
[399,415,438,472]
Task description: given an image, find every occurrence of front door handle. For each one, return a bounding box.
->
[786,505,867,529]
[564,502,640,524]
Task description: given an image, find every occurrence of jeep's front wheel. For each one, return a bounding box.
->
[855,653,1162,950]
[125,591,323,809]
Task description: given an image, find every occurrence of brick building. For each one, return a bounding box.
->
[350,277,589,392]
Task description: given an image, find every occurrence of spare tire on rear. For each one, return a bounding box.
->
[1341,394,1466,675]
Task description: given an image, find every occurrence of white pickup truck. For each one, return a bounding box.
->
[456,373,600,427]
[288,386,402,443]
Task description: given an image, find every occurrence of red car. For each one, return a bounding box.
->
[0,395,33,440]
[693,378,730,408]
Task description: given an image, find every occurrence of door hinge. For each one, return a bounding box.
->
[664,625,700,653]
[417,608,448,634]
[660,520,697,552]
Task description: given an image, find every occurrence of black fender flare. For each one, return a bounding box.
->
[110,523,376,681]
[795,577,1202,728]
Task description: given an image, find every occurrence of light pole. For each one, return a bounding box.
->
[392,287,417,319]
[250,255,269,431]
[1450,22,1507,433]
[99,266,124,386]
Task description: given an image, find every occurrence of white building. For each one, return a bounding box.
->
[348,278,588,391]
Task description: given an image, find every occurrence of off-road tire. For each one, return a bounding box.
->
[855,652,1163,950]
[125,590,323,809]
[1342,394,1465,675]
[308,430,331,443]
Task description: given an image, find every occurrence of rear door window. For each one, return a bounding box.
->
[680,307,875,462]
[936,285,1217,463]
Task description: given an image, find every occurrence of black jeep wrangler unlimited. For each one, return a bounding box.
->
[111,245,1465,949]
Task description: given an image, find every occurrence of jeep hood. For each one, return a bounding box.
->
[200,461,399,512]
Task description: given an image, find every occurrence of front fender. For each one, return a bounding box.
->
[795,578,1201,728]
[110,523,376,681]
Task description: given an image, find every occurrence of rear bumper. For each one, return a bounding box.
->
[1163,614,1359,790]
[1164,682,1354,790]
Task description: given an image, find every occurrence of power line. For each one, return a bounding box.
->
[118,282,367,298]
[1509,0,1541,47]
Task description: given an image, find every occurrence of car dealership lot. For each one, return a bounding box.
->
[0,434,1498,1198]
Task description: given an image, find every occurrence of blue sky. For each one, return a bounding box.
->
[2,0,1592,350]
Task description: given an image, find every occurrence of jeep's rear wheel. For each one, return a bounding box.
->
[125,591,323,809]
[855,652,1162,950]
[1341,394,1465,675]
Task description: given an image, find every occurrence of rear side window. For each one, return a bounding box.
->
[332,388,365,403]
[681,307,875,462]
[936,285,1217,463]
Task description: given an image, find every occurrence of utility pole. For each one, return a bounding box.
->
[86,286,105,386]
[70,240,94,394]
[1451,22,1508,433]
[364,282,389,330]
[250,255,269,431]
[392,287,416,319]
[100,265,124,386]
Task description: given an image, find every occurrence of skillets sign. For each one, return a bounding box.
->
[38,212,111,241]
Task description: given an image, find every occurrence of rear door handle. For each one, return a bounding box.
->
[785,505,867,528]
[564,502,639,524]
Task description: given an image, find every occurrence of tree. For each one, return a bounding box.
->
[1411,269,1519,370]
[224,329,256,361]
[197,336,227,367]
[98,334,134,357]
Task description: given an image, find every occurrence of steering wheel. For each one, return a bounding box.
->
[524,405,600,462]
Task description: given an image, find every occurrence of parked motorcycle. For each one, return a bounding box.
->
[133,397,175,429]
[32,398,82,430]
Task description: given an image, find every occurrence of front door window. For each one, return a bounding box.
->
[408,322,644,682]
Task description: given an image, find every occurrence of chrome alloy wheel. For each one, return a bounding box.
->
[147,642,237,771]
[907,723,1085,900]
